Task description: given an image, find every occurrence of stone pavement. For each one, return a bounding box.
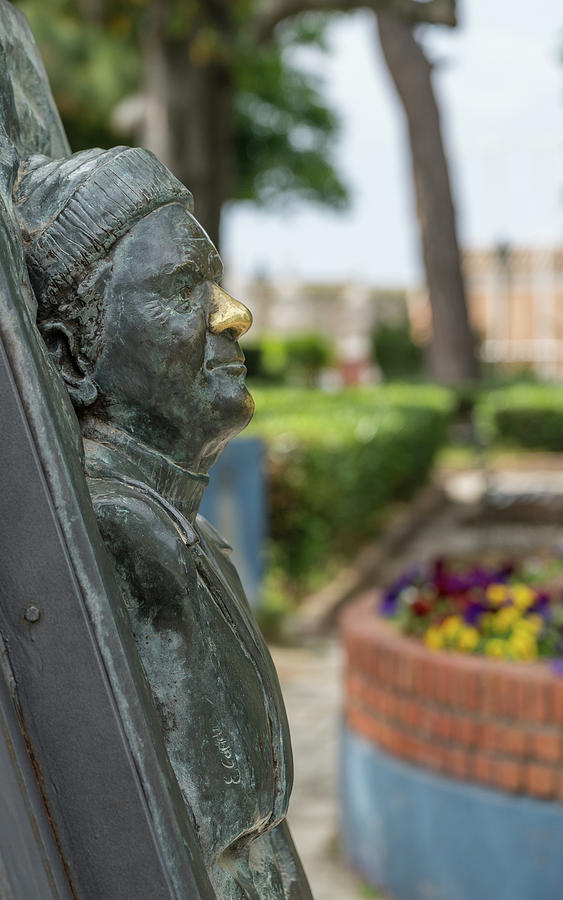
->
[271,640,381,899]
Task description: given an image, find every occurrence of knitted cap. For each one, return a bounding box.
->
[14,146,193,308]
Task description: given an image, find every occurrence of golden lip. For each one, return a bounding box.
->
[208,283,252,340]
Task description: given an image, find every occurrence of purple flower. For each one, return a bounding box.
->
[380,590,398,617]
[464,602,486,626]
[379,565,424,617]
[550,658,563,677]
[530,593,551,620]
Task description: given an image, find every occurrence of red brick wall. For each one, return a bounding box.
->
[341,594,563,801]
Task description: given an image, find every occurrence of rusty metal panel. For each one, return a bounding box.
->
[0,644,71,900]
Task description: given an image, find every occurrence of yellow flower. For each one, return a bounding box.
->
[441,615,462,642]
[510,584,536,611]
[485,638,506,658]
[515,614,543,637]
[486,584,508,606]
[479,612,494,633]
[508,631,538,662]
[425,626,444,651]
[457,625,480,653]
[494,606,521,634]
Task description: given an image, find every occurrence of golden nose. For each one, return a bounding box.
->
[208,283,252,340]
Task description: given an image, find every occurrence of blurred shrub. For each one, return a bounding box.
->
[285,333,335,384]
[477,383,563,450]
[241,343,264,379]
[261,335,291,382]
[244,384,453,611]
[242,333,334,384]
[371,321,424,380]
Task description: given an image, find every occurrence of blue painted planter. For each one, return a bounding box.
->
[200,437,266,607]
[341,726,563,900]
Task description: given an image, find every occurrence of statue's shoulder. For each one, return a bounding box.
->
[89,474,179,539]
[196,514,248,608]
[195,515,232,555]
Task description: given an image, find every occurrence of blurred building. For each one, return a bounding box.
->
[409,246,563,378]
[226,272,408,383]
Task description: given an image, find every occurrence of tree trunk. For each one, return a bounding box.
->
[140,1,235,249]
[377,12,478,382]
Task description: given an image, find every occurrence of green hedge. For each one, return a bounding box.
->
[477,383,563,451]
[242,333,335,384]
[243,384,453,608]
[371,321,424,380]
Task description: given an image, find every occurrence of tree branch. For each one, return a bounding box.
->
[254,0,456,43]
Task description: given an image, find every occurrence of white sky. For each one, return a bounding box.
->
[222,0,563,288]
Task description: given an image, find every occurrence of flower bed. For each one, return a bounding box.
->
[340,563,563,900]
[381,557,563,665]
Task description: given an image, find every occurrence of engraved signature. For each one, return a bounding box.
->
[212,726,242,785]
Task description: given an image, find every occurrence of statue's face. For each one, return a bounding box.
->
[90,202,254,470]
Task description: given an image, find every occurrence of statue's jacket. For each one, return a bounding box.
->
[84,434,310,898]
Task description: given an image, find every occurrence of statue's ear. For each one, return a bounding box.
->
[40,322,98,407]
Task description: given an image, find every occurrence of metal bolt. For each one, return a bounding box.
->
[24,605,41,624]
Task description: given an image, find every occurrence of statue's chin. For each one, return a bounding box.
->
[242,386,255,423]
[210,373,254,425]
[221,385,255,439]
[204,386,254,464]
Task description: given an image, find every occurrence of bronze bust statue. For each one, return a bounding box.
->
[12,144,312,897]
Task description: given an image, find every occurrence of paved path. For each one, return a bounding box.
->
[271,641,380,899]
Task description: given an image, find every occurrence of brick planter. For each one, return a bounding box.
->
[340,593,563,900]
[342,592,563,799]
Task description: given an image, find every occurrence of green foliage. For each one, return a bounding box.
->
[259,335,287,381]
[255,564,296,640]
[244,384,453,607]
[242,332,335,384]
[285,333,334,375]
[371,321,424,381]
[234,33,347,209]
[16,0,347,210]
[16,0,140,151]
[359,884,387,899]
[477,383,563,451]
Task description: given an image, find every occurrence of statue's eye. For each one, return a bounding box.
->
[173,287,193,310]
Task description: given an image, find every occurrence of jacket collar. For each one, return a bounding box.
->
[81,416,208,524]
